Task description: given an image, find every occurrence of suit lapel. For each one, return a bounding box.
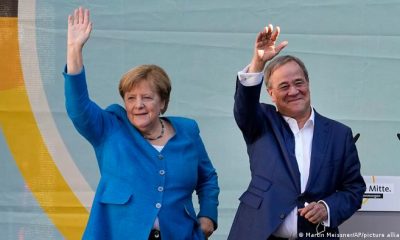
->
[306,110,330,190]
[267,106,301,193]
[280,119,302,193]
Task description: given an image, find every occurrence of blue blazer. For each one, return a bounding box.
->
[64,67,219,240]
[228,80,365,240]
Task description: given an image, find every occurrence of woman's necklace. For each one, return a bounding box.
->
[144,118,165,141]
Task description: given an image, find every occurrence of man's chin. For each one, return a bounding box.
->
[280,106,309,116]
[287,98,304,104]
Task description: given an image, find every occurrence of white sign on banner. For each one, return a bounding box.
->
[360,176,399,211]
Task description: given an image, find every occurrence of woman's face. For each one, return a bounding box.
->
[123,80,165,133]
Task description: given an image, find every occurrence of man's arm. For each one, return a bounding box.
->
[323,129,366,227]
[299,129,366,227]
[233,24,287,141]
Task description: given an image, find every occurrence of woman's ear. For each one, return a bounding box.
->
[160,100,166,114]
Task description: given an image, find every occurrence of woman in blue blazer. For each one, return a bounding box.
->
[64,7,219,240]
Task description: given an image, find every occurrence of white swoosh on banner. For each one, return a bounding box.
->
[18,0,94,209]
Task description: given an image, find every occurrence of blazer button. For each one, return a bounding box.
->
[159,170,165,175]
[158,186,164,192]
[156,203,162,209]
[158,154,164,160]
[280,213,285,219]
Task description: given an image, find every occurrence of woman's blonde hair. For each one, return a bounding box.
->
[119,65,171,114]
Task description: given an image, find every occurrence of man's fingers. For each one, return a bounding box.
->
[270,26,280,42]
[302,203,327,224]
[258,24,284,43]
[275,41,288,53]
[256,31,264,42]
[300,202,317,217]
[306,208,321,222]
[304,207,316,219]
[265,24,273,35]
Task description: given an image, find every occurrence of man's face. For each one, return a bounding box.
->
[267,61,311,121]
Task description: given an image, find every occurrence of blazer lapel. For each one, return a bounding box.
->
[267,107,301,193]
[305,110,330,191]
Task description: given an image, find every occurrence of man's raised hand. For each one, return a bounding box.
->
[249,24,288,73]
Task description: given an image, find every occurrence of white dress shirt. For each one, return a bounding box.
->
[238,66,330,239]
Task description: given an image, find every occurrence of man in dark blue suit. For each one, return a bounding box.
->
[228,24,366,240]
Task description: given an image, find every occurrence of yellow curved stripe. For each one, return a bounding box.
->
[0,17,88,238]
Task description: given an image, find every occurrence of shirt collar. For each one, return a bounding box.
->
[282,107,315,132]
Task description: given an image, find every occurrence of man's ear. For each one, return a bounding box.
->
[267,88,276,103]
[267,88,272,96]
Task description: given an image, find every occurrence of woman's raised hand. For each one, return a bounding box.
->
[66,7,92,74]
[68,7,92,49]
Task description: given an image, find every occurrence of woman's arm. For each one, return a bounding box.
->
[193,122,219,238]
[64,7,112,146]
[67,7,92,74]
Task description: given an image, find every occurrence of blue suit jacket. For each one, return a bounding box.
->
[228,80,365,240]
[64,67,219,240]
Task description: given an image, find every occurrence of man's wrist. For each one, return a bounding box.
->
[248,59,266,73]
[317,200,330,226]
